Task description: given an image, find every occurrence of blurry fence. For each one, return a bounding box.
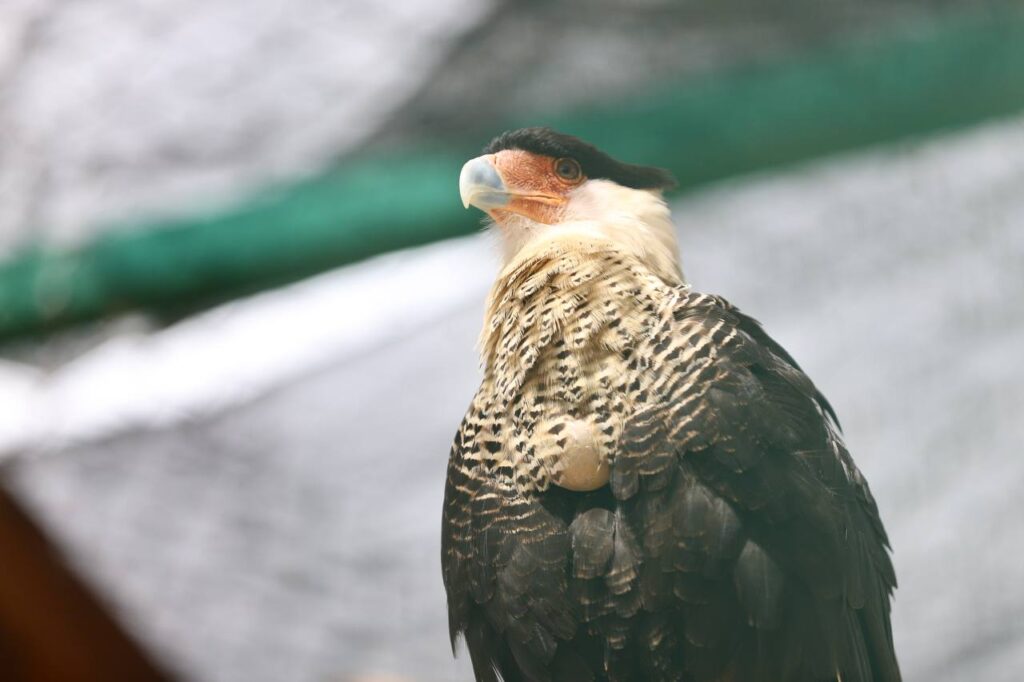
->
[2,6,1024,341]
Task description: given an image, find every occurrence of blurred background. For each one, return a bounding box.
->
[0,0,1023,680]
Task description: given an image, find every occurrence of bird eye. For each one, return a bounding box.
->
[554,158,582,181]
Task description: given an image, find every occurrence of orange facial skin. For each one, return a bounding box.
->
[487,150,586,225]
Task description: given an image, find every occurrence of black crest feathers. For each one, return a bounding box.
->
[483,127,677,190]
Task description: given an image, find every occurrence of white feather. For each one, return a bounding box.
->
[493,179,684,285]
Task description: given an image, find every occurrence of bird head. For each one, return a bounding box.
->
[459,127,683,282]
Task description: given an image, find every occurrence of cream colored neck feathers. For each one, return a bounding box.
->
[480,181,685,374]
[493,180,683,286]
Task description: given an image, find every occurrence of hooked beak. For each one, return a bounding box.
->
[459,155,509,212]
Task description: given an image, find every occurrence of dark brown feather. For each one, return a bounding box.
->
[442,278,900,681]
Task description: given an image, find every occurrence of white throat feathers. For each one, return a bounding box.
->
[491,179,684,286]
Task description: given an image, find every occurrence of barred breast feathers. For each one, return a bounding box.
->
[475,183,687,492]
[481,180,684,369]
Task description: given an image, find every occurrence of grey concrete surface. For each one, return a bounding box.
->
[7,115,1024,681]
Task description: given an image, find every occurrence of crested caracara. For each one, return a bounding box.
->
[442,127,900,682]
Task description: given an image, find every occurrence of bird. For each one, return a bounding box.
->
[441,127,900,682]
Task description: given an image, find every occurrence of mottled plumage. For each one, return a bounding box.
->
[443,128,899,682]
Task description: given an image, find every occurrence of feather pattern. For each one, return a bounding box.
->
[442,235,900,681]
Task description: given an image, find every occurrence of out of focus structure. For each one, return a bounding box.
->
[0,1,1023,681]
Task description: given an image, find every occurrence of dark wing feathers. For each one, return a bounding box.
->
[569,509,617,580]
[442,291,899,681]
[668,297,898,681]
[733,540,785,629]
